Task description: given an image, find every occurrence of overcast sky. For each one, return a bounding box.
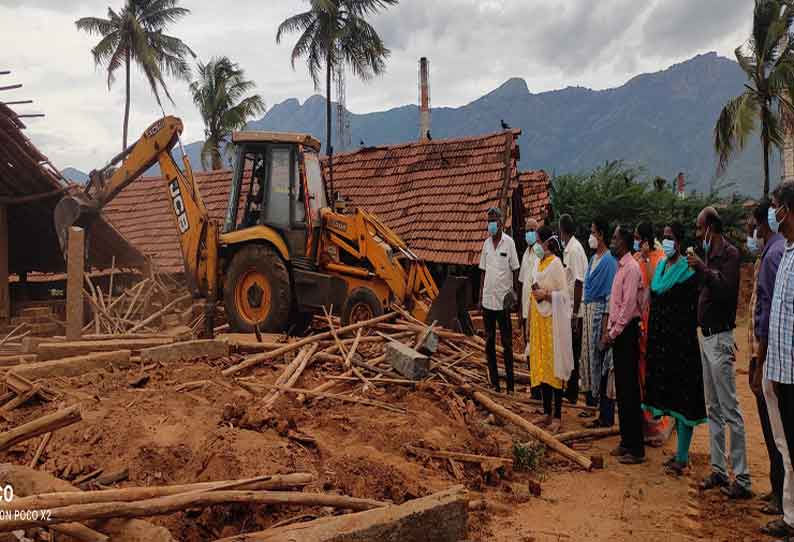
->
[1,0,752,171]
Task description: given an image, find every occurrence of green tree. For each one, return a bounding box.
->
[550,161,746,250]
[276,0,398,186]
[714,0,794,198]
[189,57,266,170]
[76,0,195,151]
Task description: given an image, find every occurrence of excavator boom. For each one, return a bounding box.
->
[54,116,218,300]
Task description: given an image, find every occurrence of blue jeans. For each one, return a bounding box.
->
[700,330,750,489]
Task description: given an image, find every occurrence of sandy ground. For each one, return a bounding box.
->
[490,322,775,542]
[0,323,774,541]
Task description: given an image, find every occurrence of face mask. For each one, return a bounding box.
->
[588,234,598,250]
[526,231,536,245]
[488,221,498,236]
[769,206,786,233]
[662,239,676,258]
[633,240,641,252]
[746,235,758,255]
[533,243,544,260]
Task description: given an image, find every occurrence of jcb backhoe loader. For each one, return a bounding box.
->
[54,116,471,335]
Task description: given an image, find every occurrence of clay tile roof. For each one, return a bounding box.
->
[0,102,144,273]
[325,130,522,265]
[518,170,551,223]
[103,169,240,274]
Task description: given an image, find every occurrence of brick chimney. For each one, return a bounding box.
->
[419,57,430,141]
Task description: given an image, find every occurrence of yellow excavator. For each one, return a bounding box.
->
[54,116,471,335]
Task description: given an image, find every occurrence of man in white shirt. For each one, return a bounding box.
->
[560,214,588,404]
[519,218,540,344]
[479,207,520,393]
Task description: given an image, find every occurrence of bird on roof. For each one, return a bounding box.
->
[500,120,510,130]
[426,130,432,141]
[359,139,365,146]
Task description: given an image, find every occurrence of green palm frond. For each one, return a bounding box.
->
[190,56,266,170]
[714,92,759,174]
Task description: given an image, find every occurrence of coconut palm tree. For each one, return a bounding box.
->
[714,0,794,198]
[276,0,398,188]
[76,0,195,151]
[190,57,266,170]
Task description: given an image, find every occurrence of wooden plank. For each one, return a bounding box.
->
[66,227,85,341]
[10,350,133,380]
[38,338,173,360]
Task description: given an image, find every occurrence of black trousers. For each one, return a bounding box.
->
[775,382,794,472]
[613,318,644,457]
[541,383,563,418]
[483,308,514,392]
[755,386,784,505]
[565,317,583,403]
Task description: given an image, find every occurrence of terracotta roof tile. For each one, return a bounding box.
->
[103,131,551,272]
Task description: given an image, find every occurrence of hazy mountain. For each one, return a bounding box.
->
[68,52,778,196]
[61,167,88,184]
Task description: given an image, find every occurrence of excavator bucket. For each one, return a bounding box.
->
[426,275,474,335]
[53,193,99,254]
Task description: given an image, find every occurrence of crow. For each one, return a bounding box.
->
[359,139,365,146]
[500,119,510,130]
[426,130,432,141]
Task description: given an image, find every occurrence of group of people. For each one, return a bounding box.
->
[478,180,794,538]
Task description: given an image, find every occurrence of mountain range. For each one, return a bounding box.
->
[63,52,776,196]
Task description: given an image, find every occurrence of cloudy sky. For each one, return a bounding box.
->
[1,0,752,171]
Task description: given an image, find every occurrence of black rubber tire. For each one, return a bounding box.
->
[223,244,291,333]
[341,287,384,327]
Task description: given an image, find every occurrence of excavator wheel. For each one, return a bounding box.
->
[224,245,291,333]
[341,288,384,329]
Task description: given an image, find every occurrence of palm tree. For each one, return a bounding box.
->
[276,0,398,189]
[190,57,266,170]
[76,0,195,151]
[714,0,794,198]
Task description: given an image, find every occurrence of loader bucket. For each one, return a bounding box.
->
[53,193,99,254]
[426,275,474,335]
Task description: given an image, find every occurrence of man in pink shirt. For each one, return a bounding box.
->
[601,225,645,464]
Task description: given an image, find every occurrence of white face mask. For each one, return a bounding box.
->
[588,234,598,250]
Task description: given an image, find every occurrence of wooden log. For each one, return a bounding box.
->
[405,445,513,466]
[264,344,319,409]
[0,322,27,346]
[37,338,172,360]
[129,293,191,333]
[28,432,51,468]
[0,490,386,531]
[0,353,36,367]
[122,280,149,322]
[264,384,405,414]
[555,427,620,443]
[470,391,592,470]
[10,350,133,380]
[222,312,398,376]
[1,384,40,411]
[0,405,81,452]
[3,473,314,510]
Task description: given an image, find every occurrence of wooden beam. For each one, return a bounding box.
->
[66,227,85,340]
[0,205,8,320]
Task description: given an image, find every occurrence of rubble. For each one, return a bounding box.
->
[0,304,603,541]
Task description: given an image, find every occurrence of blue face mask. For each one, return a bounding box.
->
[746,230,760,255]
[769,206,784,233]
[488,221,498,236]
[662,239,676,258]
[533,243,544,260]
[633,240,641,252]
[526,230,536,245]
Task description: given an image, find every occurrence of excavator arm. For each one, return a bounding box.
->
[54,116,218,301]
